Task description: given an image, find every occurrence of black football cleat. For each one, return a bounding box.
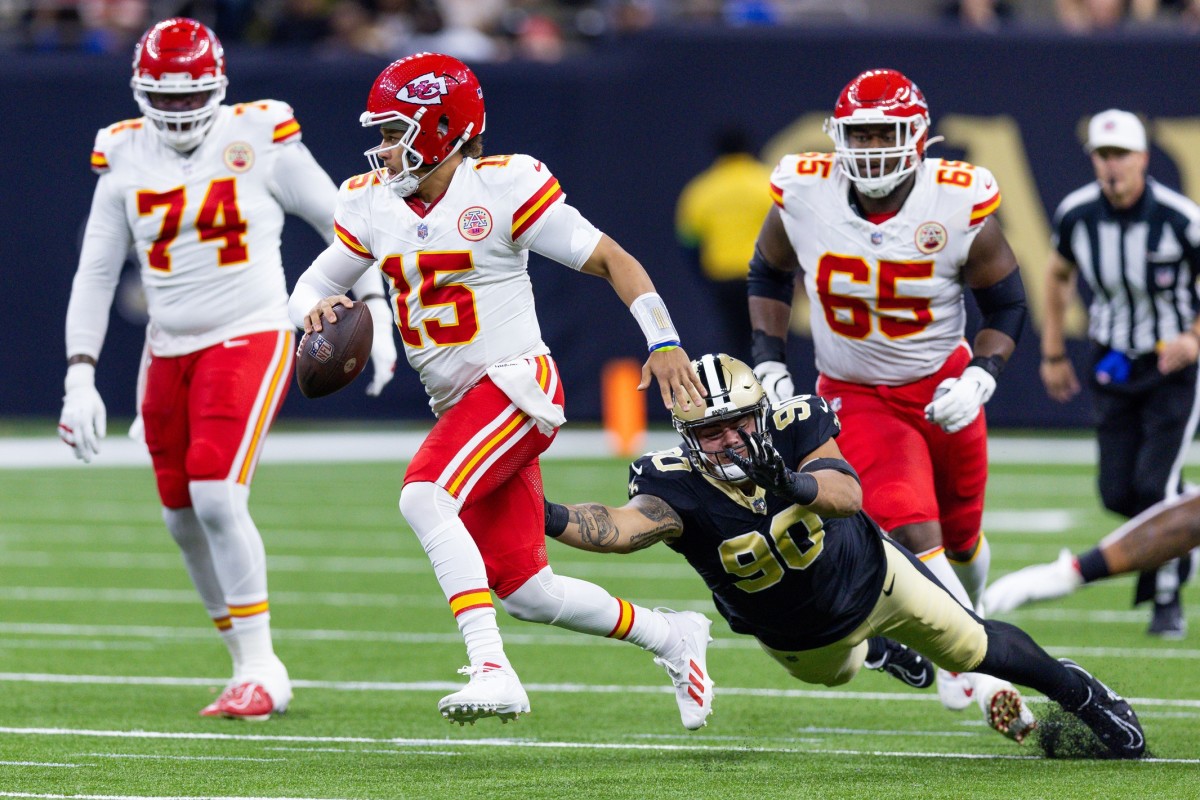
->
[1060,659,1145,759]
[1147,596,1186,639]
[865,637,935,689]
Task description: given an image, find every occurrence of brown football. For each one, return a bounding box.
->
[295,302,374,398]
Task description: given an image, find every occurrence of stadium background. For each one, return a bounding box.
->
[5,23,1200,428]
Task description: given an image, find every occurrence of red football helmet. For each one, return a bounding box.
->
[360,52,486,196]
[823,68,938,198]
[131,18,227,152]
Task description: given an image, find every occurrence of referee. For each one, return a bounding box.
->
[1040,109,1200,638]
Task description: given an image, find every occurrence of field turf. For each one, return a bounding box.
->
[1,453,1196,799]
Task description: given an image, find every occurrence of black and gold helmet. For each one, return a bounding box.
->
[672,353,769,481]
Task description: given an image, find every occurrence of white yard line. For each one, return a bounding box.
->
[2,431,1180,469]
[0,727,1197,765]
[0,671,1196,708]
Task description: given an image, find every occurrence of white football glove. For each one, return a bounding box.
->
[753,360,795,406]
[363,296,397,397]
[58,363,107,463]
[923,365,996,434]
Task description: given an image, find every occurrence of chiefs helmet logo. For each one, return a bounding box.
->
[397,72,449,105]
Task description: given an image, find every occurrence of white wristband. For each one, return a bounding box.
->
[65,362,97,390]
[629,292,680,351]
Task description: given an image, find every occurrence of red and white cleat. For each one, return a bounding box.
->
[199,682,281,721]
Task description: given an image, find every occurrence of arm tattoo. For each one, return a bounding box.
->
[571,504,620,548]
[628,496,684,550]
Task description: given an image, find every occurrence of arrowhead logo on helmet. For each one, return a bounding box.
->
[397,73,450,105]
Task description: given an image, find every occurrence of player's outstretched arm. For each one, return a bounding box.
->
[545,495,683,554]
[748,206,801,406]
[578,235,705,411]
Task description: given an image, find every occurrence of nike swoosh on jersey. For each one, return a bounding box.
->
[882,574,896,596]
[631,463,643,475]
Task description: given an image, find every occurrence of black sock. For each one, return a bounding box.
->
[864,636,885,665]
[1076,548,1111,584]
[975,620,1088,709]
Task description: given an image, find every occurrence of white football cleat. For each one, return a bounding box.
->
[983,549,1082,614]
[653,610,714,730]
[438,662,530,726]
[935,669,975,711]
[974,674,1037,743]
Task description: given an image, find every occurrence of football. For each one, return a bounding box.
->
[295,302,374,398]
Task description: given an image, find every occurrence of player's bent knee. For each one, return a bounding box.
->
[399,481,460,529]
[186,439,230,482]
[497,572,563,623]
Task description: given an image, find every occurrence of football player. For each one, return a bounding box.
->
[289,53,714,728]
[746,68,1028,716]
[986,489,1200,629]
[58,18,397,720]
[545,354,1146,759]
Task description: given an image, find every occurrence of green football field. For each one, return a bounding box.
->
[1,452,1197,799]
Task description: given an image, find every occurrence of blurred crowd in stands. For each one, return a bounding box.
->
[4,0,1197,60]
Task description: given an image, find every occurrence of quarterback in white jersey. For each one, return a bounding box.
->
[747,69,1030,739]
[290,53,717,730]
[57,18,396,722]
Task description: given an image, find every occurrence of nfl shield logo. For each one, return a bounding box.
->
[307,334,334,363]
[417,222,428,240]
[752,496,768,515]
[870,231,883,245]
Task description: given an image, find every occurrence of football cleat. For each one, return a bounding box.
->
[865,637,935,689]
[199,682,281,721]
[438,662,530,726]
[983,549,1082,614]
[653,609,715,730]
[1147,596,1186,639]
[935,669,975,711]
[974,674,1037,744]
[1059,659,1145,759]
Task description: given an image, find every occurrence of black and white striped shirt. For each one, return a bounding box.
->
[1053,177,1200,356]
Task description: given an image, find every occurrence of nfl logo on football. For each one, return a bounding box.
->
[308,335,334,363]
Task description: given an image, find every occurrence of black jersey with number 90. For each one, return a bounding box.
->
[628,395,887,651]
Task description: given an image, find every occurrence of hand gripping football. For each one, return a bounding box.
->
[295,302,374,398]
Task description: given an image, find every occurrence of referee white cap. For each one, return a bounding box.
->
[1087,109,1147,153]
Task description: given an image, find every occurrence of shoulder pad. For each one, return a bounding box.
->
[923,159,1001,226]
[504,154,564,241]
[230,99,303,144]
[340,170,385,194]
[91,118,143,174]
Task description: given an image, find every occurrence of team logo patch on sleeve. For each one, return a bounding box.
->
[915,221,948,254]
[224,142,255,172]
[458,206,493,241]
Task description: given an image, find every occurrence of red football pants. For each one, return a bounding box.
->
[142,330,293,509]
[817,345,988,553]
[404,355,564,597]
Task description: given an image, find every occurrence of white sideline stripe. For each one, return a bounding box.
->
[0,762,82,768]
[9,431,1200,469]
[2,728,1197,764]
[0,796,352,800]
[1,672,1197,708]
[4,621,1200,652]
[77,753,284,763]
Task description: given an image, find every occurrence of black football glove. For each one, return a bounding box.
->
[725,429,819,505]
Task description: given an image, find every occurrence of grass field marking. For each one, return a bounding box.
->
[0,794,356,800]
[75,753,286,762]
[979,510,1075,533]
[2,672,1197,709]
[8,726,1200,764]
[0,761,83,768]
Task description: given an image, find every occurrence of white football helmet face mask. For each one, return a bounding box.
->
[134,82,226,151]
[672,353,770,482]
[362,115,427,198]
